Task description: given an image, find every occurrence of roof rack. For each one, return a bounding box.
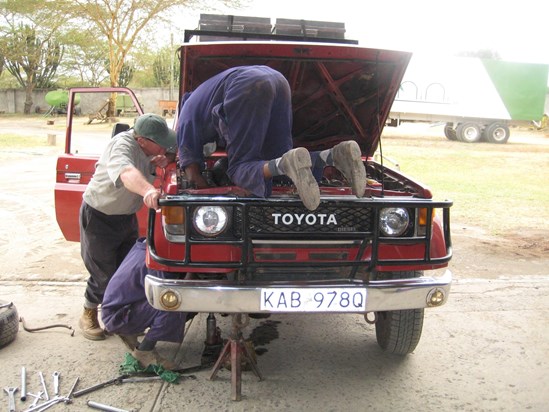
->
[183,14,358,45]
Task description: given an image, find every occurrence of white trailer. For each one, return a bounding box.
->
[388,55,549,143]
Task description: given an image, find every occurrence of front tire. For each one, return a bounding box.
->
[374,271,424,355]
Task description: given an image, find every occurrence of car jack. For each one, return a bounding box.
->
[209,313,263,401]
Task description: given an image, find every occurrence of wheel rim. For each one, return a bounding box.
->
[492,127,507,142]
[463,126,480,141]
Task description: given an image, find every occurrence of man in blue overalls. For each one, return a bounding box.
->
[177,65,366,211]
[101,238,188,370]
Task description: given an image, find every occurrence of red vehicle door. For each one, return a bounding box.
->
[54,87,149,242]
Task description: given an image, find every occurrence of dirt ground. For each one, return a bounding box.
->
[1,116,548,411]
[0,116,548,281]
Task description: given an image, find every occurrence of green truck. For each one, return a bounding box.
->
[388,55,549,143]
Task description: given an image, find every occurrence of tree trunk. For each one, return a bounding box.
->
[24,83,34,114]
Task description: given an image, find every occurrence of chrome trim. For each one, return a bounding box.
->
[144,269,452,313]
[252,239,360,245]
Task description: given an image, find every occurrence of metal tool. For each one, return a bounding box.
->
[27,392,43,408]
[20,317,74,336]
[87,400,132,412]
[4,387,17,412]
[72,375,129,398]
[21,366,27,401]
[120,376,162,383]
[22,395,69,412]
[51,372,60,396]
[66,377,79,400]
[38,372,49,400]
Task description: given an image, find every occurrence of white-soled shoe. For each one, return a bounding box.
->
[332,141,366,197]
[279,148,320,211]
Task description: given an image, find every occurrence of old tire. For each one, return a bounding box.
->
[0,300,19,349]
[484,122,510,144]
[456,122,482,143]
[374,271,424,355]
[443,123,458,141]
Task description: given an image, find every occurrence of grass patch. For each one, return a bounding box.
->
[0,134,51,148]
[380,129,549,235]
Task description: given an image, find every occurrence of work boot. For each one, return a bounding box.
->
[117,334,140,351]
[79,307,106,341]
[279,148,320,211]
[132,349,177,371]
[332,141,366,197]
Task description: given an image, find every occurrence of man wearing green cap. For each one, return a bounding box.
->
[79,113,176,340]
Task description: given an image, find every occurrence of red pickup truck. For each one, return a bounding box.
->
[55,17,452,357]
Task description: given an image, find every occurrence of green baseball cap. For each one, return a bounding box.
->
[134,113,176,149]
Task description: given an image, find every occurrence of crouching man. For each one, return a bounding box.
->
[101,237,188,370]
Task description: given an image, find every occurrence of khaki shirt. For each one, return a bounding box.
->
[83,130,155,215]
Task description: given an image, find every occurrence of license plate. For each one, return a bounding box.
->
[260,288,367,312]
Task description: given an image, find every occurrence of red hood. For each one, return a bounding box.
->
[179,41,411,156]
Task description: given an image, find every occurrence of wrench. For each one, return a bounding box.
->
[22,395,68,412]
[52,372,60,396]
[27,392,43,408]
[38,371,49,400]
[4,387,18,412]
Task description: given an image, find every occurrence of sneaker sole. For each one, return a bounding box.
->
[333,141,366,197]
[281,148,320,210]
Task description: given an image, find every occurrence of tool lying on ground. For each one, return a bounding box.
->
[19,317,74,336]
[20,367,26,401]
[87,400,134,412]
[38,372,49,401]
[3,387,17,412]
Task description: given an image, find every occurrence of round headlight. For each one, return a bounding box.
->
[379,207,410,237]
[193,206,229,237]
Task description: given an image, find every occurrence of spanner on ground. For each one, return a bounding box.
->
[27,392,43,408]
[52,371,60,396]
[4,387,18,412]
[38,372,49,400]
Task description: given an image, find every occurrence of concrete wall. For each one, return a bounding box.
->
[0,88,176,115]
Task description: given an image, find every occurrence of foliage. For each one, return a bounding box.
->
[0,0,67,113]
[153,47,180,87]
[3,24,63,89]
[0,0,249,95]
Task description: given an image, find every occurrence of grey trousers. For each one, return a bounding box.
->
[79,201,138,306]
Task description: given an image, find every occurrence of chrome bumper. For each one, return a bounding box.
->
[144,270,452,313]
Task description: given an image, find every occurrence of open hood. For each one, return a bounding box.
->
[179,41,411,156]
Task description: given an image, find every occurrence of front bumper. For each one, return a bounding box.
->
[144,269,452,313]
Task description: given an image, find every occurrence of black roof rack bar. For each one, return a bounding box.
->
[183,29,359,45]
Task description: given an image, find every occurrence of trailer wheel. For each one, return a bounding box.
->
[373,271,424,355]
[484,122,510,144]
[456,122,482,143]
[0,301,19,349]
[444,123,457,141]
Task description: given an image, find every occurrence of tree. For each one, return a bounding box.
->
[153,46,180,88]
[0,0,66,113]
[58,28,110,87]
[70,0,196,115]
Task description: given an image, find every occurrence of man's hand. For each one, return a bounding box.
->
[143,188,161,209]
[150,154,169,168]
[184,163,210,189]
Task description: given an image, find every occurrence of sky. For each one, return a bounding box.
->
[163,0,549,65]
